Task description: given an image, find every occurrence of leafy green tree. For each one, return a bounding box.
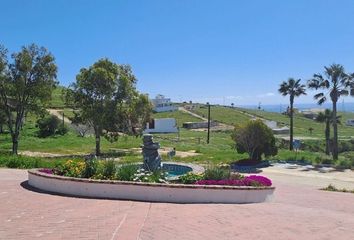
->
[308,64,354,160]
[231,120,278,162]
[0,44,57,154]
[315,109,340,155]
[66,58,151,156]
[278,78,306,150]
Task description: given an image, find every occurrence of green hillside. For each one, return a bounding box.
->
[153,110,201,127]
[192,104,354,139]
[49,86,66,108]
[193,106,251,126]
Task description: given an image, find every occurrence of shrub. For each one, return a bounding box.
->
[56,125,69,135]
[203,167,230,180]
[116,164,139,181]
[0,154,67,169]
[5,156,40,168]
[36,115,61,137]
[133,168,167,183]
[36,115,68,137]
[231,120,277,162]
[57,159,85,177]
[179,172,204,184]
[102,160,116,179]
[81,158,97,178]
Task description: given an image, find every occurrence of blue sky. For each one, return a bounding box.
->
[2,0,354,105]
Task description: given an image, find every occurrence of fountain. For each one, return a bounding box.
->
[141,134,203,179]
[142,134,162,171]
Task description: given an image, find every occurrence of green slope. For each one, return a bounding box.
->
[191,104,354,139]
[49,86,66,108]
[153,110,201,127]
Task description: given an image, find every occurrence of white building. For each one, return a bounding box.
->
[151,94,177,112]
[143,118,178,133]
[346,119,354,126]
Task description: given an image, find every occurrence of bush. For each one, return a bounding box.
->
[179,172,204,184]
[102,160,116,179]
[116,164,139,181]
[56,125,69,135]
[232,120,277,162]
[36,115,68,137]
[56,159,85,177]
[133,168,167,183]
[203,167,230,180]
[0,154,65,169]
[81,158,97,178]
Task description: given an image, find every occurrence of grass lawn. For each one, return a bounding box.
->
[152,110,201,127]
[193,105,251,125]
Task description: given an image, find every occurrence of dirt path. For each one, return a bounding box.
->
[19,148,200,159]
[179,107,207,121]
[47,109,71,123]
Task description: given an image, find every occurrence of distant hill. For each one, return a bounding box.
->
[192,104,354,139]
[49,86,67,108]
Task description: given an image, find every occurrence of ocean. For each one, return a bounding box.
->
[239,102,354,113]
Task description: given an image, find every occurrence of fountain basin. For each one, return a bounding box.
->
[27,169,274,204]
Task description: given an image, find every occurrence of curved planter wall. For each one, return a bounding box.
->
[28,170,275,204]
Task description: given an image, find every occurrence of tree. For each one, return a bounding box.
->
[66,58,151,156]
[278,78,306,150]
[315,109,341,155]
[0,44,57,154]
[308,64,354,160]
[231,120,278,162]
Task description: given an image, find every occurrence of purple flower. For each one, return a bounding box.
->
[195,175,272,186]
[38,168,53,175]
[245,175,272,186]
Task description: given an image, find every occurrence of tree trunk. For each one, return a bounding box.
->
[11,133,19,155]
[94,129,101,156]
[325,120,330,155]
[289,97,294,151]
[332,101,338,160]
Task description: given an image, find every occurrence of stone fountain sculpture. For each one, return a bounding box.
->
[142,134,162,171]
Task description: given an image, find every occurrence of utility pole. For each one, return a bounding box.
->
[207,102,211,144]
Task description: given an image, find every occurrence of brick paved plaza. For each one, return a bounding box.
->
[0,168,353,240]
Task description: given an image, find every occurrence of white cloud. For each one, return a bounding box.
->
[257,92,275,98]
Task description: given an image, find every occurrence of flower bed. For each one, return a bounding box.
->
[196,175,272,186]
[28,169,275,204]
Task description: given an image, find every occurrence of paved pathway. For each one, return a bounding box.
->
[0,168,353,240]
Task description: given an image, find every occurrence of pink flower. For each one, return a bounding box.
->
[195,175,272,186]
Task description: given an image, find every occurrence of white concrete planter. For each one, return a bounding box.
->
[28,170,275,204]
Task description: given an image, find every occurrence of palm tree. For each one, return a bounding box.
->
[308,64,354,160]
[315,109,340,155]
[278,78,306,150]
